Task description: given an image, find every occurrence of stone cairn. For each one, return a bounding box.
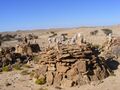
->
[102,36,120,58]
[0,37,40,72]
[32,43,112,87]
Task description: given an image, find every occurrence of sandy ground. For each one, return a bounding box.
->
[0,65,120,90]
[0,25,120,90]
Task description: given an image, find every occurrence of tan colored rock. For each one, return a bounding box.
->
[46,71,54,85]
[15,45,23,54]
[61,79,74,87]
[77,60,87,73]
[36,65,47,75]
[57,64,69,73]
[32,77,37,82]
[48,66,56,71]
[66,67,78,81]
[59,53,70,59]
[38,74,45,80]
[61,59,76,63]
[54,72,63,86]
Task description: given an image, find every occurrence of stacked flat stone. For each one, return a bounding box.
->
[33,43,112,87]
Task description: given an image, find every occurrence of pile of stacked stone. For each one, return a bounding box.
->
[110,37,120,56]
[0,46,32,71]
[103,36,120,59]
[0,37,40,71]
[32,43,112,87]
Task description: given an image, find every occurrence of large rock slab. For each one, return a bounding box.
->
[54,72,63,86]
[66,67,78,81]
[57,63,69,73]
[77,60,87,73]
[46,71,54,85]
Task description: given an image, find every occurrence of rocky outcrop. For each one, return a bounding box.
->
[0,40,40,71]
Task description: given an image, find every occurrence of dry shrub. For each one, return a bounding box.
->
[35,78,46,85]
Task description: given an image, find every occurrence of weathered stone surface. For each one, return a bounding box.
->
[38,74,46,80]
[45,61,56,64]
[66,67,78,81]
[46,71,54,85]
[61,59,76,63]
[48,66,56,71]
[54,72,63,86]
[84,50,92,54]
[77,60,87,73]
[57,64,69,73]
[35,65,47,75]
[61,79,74,87]
[59,53,70,59]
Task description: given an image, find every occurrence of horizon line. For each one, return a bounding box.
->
[0,24,120,33]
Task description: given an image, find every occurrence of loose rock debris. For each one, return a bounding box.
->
[0,39,40,72]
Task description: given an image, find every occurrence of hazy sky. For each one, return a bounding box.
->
[0,0,120,31]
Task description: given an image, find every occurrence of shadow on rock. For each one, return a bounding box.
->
[106,58,119,70]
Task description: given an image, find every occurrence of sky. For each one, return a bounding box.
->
[0,0,120,32]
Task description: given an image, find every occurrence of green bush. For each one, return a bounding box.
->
[29,71,35,78]
[32,56,40,63]
[13,64,22,70]
[2,66,10,72]
[35,78,46,85]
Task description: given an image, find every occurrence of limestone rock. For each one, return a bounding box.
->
[60,53,70,59]
[35,65,47,75]
[46,71,54,85]
[54,72,63,86]
[66,67,78,81]
[57,64,69,73]
[61,79,74,87]
[48,66,56,71]
[77,60,87,73]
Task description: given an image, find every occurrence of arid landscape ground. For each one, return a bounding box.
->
[0,25,120,90]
